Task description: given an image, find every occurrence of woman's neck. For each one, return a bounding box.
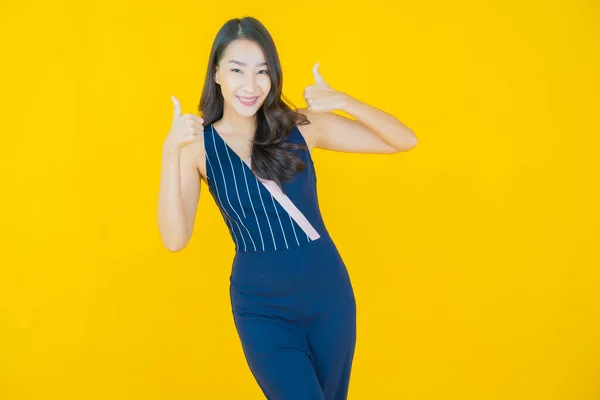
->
[215,108,257,137]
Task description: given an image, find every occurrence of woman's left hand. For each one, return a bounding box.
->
[303,62,350,113]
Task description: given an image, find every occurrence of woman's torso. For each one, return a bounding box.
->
[196,122,316,183]
[197,122,331,252]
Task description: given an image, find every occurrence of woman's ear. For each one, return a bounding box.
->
[214,66,220,85]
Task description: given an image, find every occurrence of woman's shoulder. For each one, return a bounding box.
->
[295,107,319,151]
[180,135,208,183]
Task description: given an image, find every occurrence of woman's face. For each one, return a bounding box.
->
[215,39,272,118]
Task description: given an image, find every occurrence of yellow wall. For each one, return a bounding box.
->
[1,1,598,399]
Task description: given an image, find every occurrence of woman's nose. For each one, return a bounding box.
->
[242,75,257,92]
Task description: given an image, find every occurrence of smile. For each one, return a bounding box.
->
[237,96,259,106]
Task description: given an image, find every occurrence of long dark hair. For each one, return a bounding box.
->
[197,16,310,191]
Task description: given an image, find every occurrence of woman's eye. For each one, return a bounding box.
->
[231,69,268,74]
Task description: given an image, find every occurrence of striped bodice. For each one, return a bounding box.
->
[203,123,329,252]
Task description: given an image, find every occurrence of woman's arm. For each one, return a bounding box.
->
[300,62,418,154]
[157,145,201,252]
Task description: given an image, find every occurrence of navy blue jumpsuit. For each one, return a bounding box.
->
[203,123,357,400]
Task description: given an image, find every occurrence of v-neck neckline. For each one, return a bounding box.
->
[211,124,252,165]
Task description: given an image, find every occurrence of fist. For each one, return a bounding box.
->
[163,96,205,155]
[303,62,349,113]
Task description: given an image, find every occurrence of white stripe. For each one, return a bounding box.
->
[241,159,265,251]
[246,158,320,241]
[206,155,240,249]
[211,130,251,251]
[255,177,277,250]
[220,137,258,251]
[207,151,247,251]
[207,155,241,248]
[270,193,288,249]
[289,214,300,246]
[212,128,259,252]
[222,138,246,219]
[223,216,239,248]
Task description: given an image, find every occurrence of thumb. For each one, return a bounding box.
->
[312,62,326,85]
[171,95,182,119]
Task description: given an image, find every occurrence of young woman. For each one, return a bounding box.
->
[158,16,417,400]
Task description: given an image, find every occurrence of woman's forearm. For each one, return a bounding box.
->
[157,151,191,252]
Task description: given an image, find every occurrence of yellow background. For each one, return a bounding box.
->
[1,0,599,399]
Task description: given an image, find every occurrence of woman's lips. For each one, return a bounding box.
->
[237,96,259,106]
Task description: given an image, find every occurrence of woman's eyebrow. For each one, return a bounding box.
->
[227,59,268,67]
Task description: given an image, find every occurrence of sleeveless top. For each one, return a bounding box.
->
[203,123,330,252]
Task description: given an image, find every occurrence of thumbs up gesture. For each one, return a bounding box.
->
[303,62,349,113]
[162,96,205,155]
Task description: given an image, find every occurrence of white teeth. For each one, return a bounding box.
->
[238,96,258,105]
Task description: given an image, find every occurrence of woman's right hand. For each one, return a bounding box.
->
[162,96,205,156]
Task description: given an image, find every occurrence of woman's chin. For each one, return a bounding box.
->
[234,106,258,117]
[233,101,263,116]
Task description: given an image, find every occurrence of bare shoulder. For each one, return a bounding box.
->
[180,136,208,184]
[295,107,321,151]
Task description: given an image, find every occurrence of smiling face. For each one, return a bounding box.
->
[214,39,272,118]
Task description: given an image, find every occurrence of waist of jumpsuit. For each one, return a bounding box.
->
[230,229,346,291]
